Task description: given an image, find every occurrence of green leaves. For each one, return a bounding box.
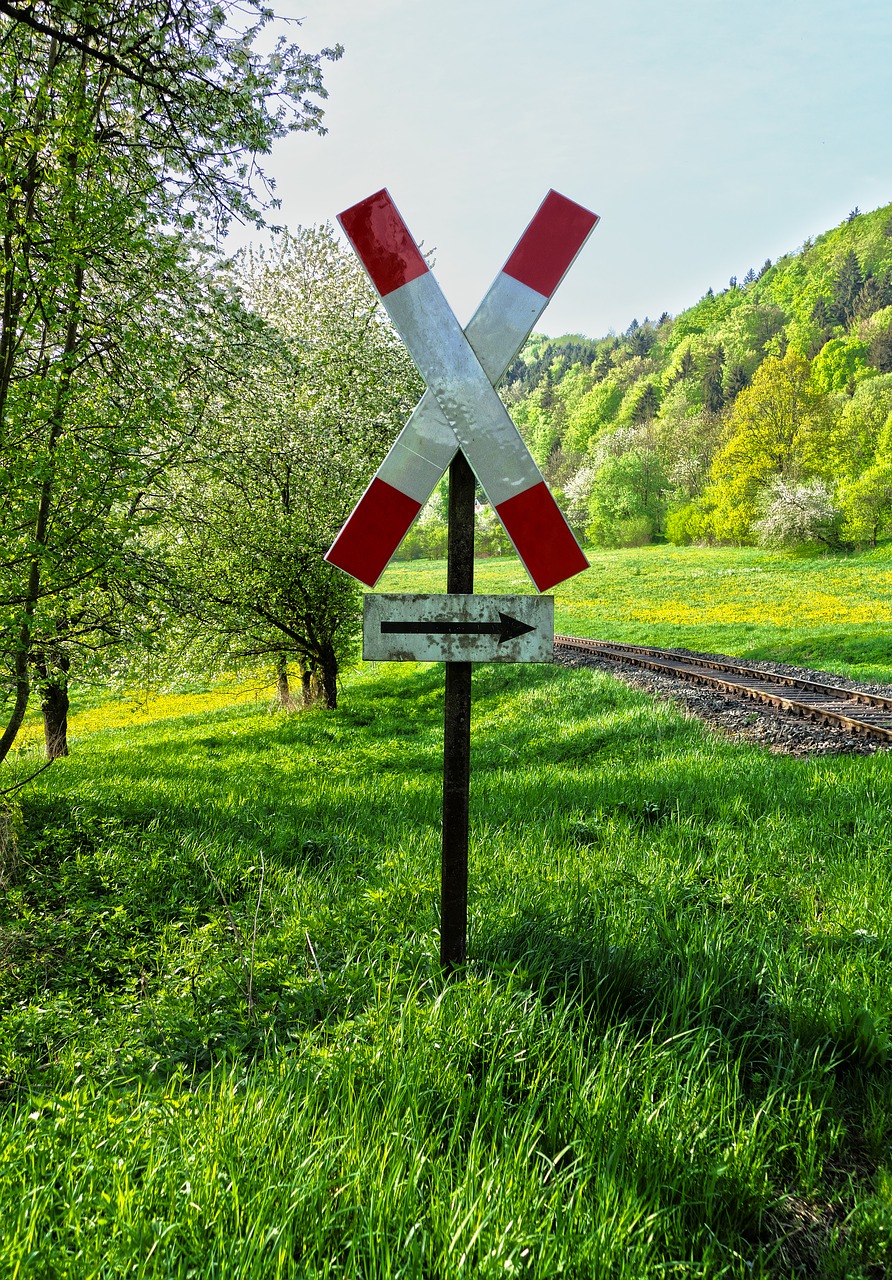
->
[156,225,422,709]
[0,3,340,762]
[507,203,892,550]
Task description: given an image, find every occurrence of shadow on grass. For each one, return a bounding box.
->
[7,655,892,1276]
[474,901,891,1080]
[7,658,891,1095]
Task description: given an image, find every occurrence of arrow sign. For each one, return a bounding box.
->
[364,594,554,663]
[381,612,535,645]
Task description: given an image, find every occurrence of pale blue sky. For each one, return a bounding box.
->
[233,0,892,338]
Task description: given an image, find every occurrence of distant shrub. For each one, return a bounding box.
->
[475,504,513,557]
[586,514,653,548]
[394,488,447,560]
[397,521,447,561]
[666,503,709,545]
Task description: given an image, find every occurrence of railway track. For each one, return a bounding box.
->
[554,635,892,743]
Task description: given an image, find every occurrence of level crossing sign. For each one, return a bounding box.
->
[325,189,599,593]
[324,187,598,971]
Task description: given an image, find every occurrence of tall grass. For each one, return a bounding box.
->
[2,657,891,1275]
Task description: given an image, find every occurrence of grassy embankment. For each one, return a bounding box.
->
[1,544,891,1277]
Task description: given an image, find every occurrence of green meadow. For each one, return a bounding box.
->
[381,542,892,683]
[2,545,892,1277]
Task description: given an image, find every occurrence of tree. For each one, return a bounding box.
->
[825,374,892,480]
[810,337,869,393]
[832,250,864,325]
[162,226,422,710]
[475,504,513,558]
[852,273,892,322]
[839,399,892,540]
[753,479,843,549]
[397,486,448,562]
[583,425,667,546]
[0,2,339,764]
[869,318,892,373]
[584,451,666,546]
[706,351,827,541]
[632,382,660,422]
[702,346,726,414]
[563,465,598,535]
[839,465,892,546]
[560,376,623,454]
[675,348,695,382]
[628,325,656,358]
[811,296,833,328]
[724,363,748,402]
[657,384,723,501]
[0,219,272,759]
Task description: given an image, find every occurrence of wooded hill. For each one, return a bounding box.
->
[499,202,892,551]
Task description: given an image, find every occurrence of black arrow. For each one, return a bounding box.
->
[381,611,535,645]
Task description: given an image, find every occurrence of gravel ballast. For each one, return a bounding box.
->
[554,644,892,757]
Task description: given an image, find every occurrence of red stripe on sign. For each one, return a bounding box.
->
[496,481,589,592]
[325,477,422,586]
[502,191,599,299]
[338,190,429,297]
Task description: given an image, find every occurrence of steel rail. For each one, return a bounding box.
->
[554,635,892,742]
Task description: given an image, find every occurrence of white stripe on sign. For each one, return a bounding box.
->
[332,190,596,592]
[381,268,544,505]
[372,272,568,506]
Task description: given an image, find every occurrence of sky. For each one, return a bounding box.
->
[229,0,892,339]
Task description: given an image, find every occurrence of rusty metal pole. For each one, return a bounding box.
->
[441,450,475,974]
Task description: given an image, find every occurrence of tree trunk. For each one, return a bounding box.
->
[37,648,70,759]
[318,646,338,710]
[275,655,293,709]
[301,667,313,706]
[0,635,31,767]
[0,44,84,768]
[41,679,70,759]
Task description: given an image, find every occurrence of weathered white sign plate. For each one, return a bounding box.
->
[364,594,554,663]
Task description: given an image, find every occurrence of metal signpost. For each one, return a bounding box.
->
[326,188,599,972]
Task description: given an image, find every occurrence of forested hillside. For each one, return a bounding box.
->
[494,203,892,553]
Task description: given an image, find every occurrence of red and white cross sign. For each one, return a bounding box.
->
[325,189,599,593]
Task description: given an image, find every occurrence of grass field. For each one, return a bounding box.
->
[2,545,892,1277]
[382,542,892,683]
